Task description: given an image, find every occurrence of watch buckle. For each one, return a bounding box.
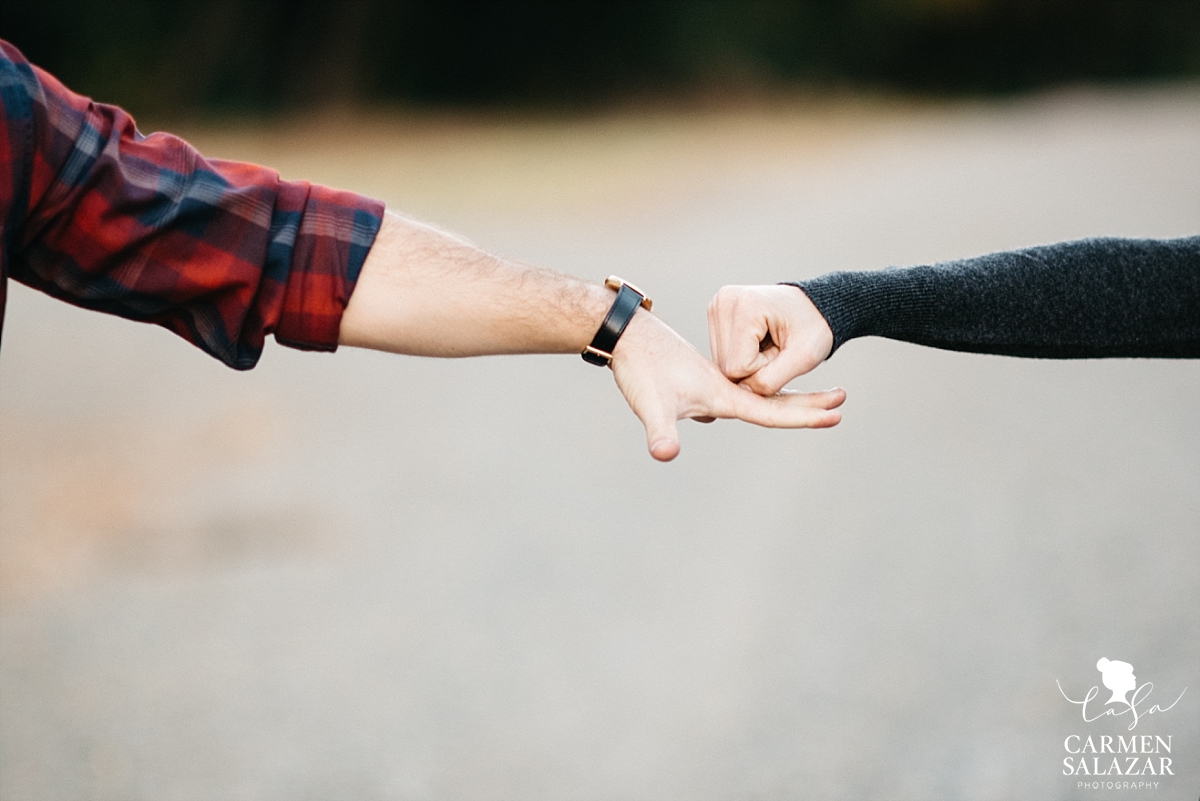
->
[582,344,614,366]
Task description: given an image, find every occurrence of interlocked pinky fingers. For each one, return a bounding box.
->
[725,386,844,429]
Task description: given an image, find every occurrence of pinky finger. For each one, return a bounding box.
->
[724,388,845,429]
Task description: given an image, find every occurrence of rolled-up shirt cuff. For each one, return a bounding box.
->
[273,181,385,353]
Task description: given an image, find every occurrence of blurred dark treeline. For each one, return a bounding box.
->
[5,0,1200,114]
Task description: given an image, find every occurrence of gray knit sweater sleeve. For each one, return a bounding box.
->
[791,236,1200,358]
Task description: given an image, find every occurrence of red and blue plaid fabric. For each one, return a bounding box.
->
[0,40,384,369]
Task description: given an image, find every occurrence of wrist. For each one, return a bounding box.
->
[782,283,834,363]
[566,282,621,352]
[580,277,653,366]
[611,307,656,360]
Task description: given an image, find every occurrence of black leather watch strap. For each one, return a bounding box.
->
[582,277,651,366]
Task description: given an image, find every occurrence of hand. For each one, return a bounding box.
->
[707,284,834,396]
[611,311,845,461]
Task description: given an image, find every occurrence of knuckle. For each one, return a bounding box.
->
[713,285,744,308]
[744,374,773,396]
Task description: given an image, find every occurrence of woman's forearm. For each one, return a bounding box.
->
[794,236,1200,358]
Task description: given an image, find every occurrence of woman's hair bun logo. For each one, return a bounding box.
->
[1096,658,1137,706]
[1058,658,1186,731]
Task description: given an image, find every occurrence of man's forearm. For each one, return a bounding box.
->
[339,211,612,356]
[338,210,845,462]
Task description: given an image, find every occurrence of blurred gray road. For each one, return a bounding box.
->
[2,89,1199,801]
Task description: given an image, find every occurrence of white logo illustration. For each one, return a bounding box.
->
[1057,657,1186,731]
[1096,658,1137,707]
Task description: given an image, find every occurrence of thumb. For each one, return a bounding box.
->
[715,328,773,382]
[739,346,812,396]
[636,397,681,462]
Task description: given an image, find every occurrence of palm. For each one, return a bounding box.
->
[612,313,844,461]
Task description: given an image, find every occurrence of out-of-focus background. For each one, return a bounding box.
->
[2,2,1199,799]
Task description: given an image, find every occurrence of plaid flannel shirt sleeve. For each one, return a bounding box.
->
[0,40,385,369]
